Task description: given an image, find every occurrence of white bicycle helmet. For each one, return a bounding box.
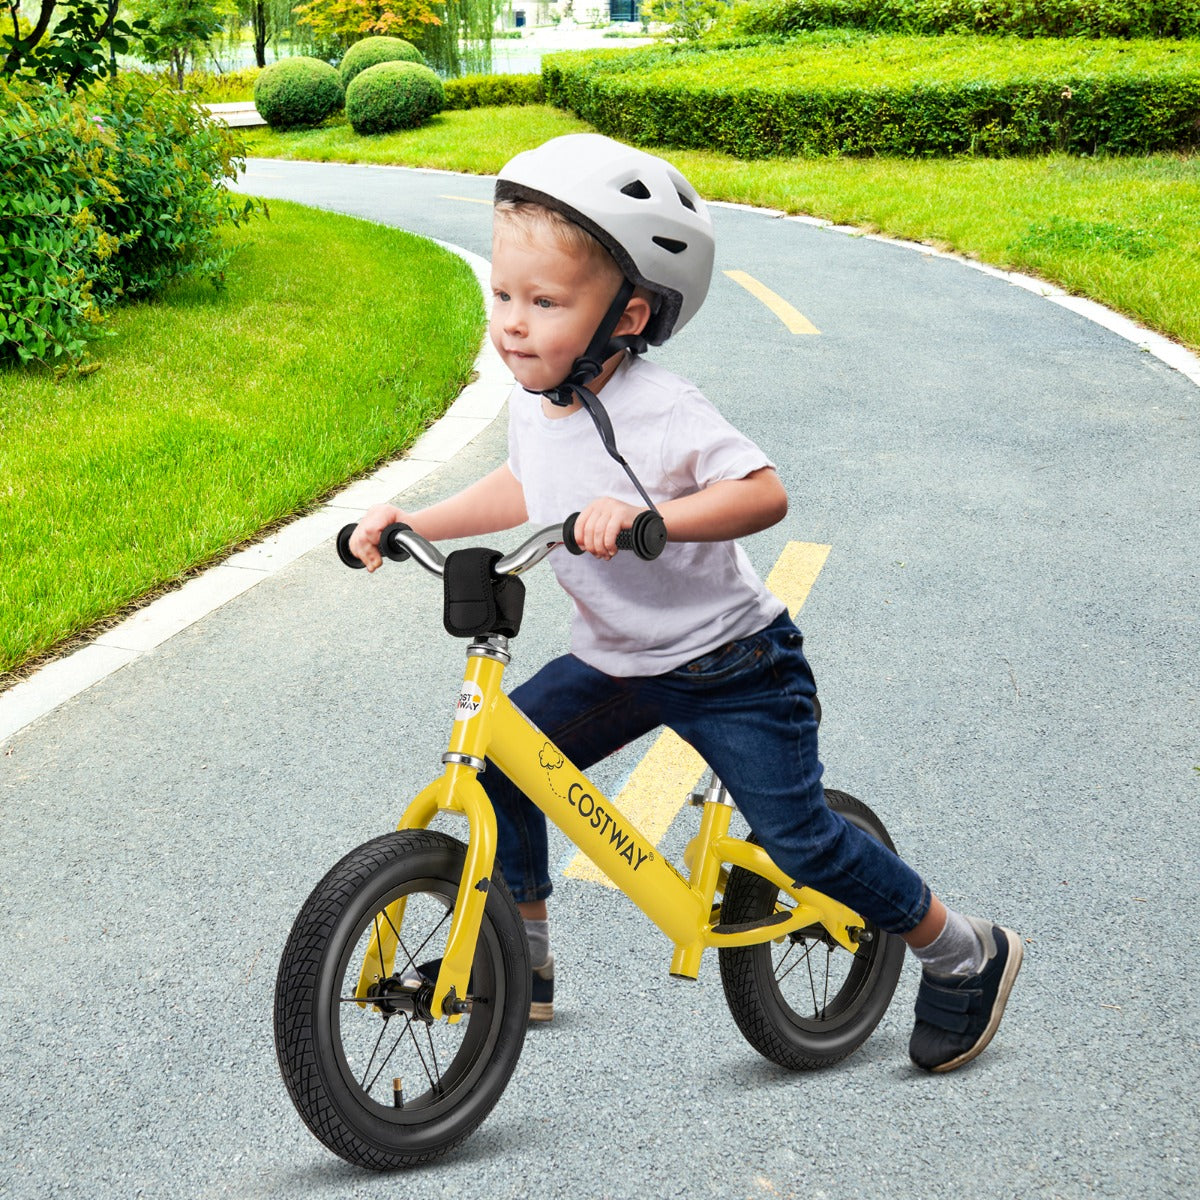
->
[494,133,715,346]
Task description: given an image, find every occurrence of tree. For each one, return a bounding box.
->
[416,0,500,77]
[641,0,730,42]
[128,0,228,87]
[236,0,292,68]
[292,0,442,58]
[1,1,149,91]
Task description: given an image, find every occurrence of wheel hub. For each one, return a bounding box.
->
[366,967,437,1024]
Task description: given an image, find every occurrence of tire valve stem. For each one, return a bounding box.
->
[392,1078,404,1109]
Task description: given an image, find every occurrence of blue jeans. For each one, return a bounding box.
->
[481,613,931,935]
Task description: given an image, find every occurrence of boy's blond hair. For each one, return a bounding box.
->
[493,199,624,288]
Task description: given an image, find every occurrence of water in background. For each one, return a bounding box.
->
[186,23,651,77]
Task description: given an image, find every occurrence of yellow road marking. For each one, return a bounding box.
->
[764,541,832,618]
[724,270,820,335]
[440,194,492,205]
[564,541,832,887]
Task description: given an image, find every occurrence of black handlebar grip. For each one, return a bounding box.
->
[616,511,668,560]
[379,522,413,563]
[562,512,585,556]
[564,510,667,560]
[336,523,366,569]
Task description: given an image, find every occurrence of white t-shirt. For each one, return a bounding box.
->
[508,354,785,677]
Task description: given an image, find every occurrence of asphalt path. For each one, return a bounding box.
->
[2,159,1198,1199]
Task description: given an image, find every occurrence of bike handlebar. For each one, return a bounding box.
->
[336,510,667,577]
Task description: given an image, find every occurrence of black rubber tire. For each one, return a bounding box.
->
[274,830,530,1169]
[718,789,906,1069]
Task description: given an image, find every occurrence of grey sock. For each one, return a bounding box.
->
[911,909,985,978]
[524,918,550,969]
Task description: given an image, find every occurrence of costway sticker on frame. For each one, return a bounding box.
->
[454,684,485,722]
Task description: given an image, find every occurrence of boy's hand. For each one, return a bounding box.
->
[350,504,410,573]
[574,497,642,560]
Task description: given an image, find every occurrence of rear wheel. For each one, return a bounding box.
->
[274,830,529,1169]
[718,789,905,1069]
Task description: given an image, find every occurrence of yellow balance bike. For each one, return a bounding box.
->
[274,514,905,1170]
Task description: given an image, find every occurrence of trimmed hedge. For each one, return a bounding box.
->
[254,56,344,129]
[345,61,445,134]
[543,37,1200,157]
[444,73,545,109]
[730,0,1200,40]
[339,36,424,87]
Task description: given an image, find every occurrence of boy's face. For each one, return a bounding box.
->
[489,227,624,394]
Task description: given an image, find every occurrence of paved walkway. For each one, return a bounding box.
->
[205,100,266,127]
[2,161,1197,1200]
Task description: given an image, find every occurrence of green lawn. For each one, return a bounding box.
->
[243,107,1200,354]
[0,200,483,678]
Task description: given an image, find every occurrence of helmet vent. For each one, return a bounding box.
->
[677,190,697,212]
[652,235,687,255]
[621,179,652,199]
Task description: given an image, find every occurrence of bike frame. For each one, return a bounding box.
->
[357,635,869,1024]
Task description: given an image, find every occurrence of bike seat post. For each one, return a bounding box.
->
[695,772,735,808]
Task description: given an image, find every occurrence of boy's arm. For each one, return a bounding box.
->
[349,464,528,572]
[572,467,788,559]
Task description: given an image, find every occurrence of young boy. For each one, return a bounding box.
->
[349,133,1022,1073]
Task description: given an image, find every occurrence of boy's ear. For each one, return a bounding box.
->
[616,294,652,338]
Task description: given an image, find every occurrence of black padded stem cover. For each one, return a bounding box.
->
[442,548,526,638]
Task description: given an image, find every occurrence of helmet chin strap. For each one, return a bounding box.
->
[541,279,659,515]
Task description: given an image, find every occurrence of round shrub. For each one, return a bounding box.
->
[345,61,445,135]
[254,56,343,130]
[339,36,424,87]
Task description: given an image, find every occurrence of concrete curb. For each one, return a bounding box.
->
[0,241,510,744]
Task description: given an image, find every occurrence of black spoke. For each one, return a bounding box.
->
[400,1013,438,1092]
[423,1022,442,1092]
[775,937,819,985]
[395,906,452,976]
[359,1013,392,1091]
[364,1016,415,1096]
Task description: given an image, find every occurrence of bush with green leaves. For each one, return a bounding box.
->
[181,66,262,102]
[0,74,253,368]
[254,55,344,129]
[338,35,424,87]
[95,75,255,299]
[345,60,444,134]
[544,36,1200,157]
[0,78,116,365]
[728,0,1200,40]
[443,72,544,109]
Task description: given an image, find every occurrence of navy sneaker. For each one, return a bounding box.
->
[529,954,554,1023]
[909,919,1023,1073]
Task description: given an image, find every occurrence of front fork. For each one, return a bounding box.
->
[356,644,507,1024]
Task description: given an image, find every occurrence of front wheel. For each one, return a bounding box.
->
[274,830,530,1169]
[718,789,906,1069]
